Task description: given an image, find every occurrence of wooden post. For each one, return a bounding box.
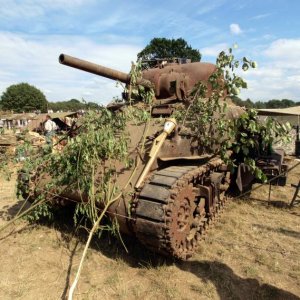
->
[290,180,300,207]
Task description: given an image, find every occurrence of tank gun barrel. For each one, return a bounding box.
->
[59,54,153,88]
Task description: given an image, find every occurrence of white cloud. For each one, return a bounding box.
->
[0,31,141,104]
[201,43,228,57]
[265,38,300,57]
[264,38,300,68]
[250,13,271,20]
[0,0,94,18]
[230,23,242,35]
[196,0,225,15]
[240,39,300,101]
[262,34,275,40]
[241,73,300,100]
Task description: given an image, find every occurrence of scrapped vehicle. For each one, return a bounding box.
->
[19,54,288,259]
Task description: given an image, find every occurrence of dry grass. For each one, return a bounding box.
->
[0,160,299,299]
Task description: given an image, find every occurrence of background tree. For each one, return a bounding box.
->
[231,97,300,109]
[48,99,101,112]
[137,37,201,68]
[0,83,47,113]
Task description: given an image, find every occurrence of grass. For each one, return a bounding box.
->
[0,161,299,299]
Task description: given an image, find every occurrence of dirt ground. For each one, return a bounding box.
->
[0,159,299,300]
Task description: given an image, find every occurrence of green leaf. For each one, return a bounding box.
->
[242,145,249,155]
[243,57,249,63]
[242,63,249,71]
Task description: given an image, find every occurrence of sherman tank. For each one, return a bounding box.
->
[20,54,288,259]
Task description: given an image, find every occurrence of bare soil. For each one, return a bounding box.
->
[0,159,299,300]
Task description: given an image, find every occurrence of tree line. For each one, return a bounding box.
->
[0,83,100,113]
[1,83,299,114]
[48,99,100,112]
[231,97,300,109]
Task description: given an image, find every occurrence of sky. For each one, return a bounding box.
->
[0,0,300,104]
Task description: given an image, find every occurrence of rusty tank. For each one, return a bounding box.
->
[21,54,288,259]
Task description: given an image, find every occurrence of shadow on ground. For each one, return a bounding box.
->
[177,260,300,300]
[1,201,299,300]
[245,197,292,208]
[0,199,30,222]
[252,223,300,239]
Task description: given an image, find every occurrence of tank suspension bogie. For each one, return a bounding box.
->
[132,158,229,259]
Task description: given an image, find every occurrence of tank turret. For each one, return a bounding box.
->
[59,53,216,104]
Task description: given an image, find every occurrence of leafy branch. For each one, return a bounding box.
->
[175,47,291,182]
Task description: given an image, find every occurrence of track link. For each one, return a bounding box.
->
[132,158,229,259]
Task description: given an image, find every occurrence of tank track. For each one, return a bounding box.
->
[132,158,229,259]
